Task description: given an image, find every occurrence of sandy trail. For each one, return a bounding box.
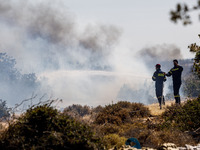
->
[146,100,175,116]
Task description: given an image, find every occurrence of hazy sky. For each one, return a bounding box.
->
[62,0,199,58]
[0,0,199,107]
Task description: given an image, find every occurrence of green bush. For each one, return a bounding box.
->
[189,37,200,78]
[0,104,103,150]
[95,101,150,125]
[162,96,200,131]
[182,73,200,97]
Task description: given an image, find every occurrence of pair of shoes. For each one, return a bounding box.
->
[160,105,162,110]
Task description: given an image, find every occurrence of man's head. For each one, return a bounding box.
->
[155,64,161,70]
[173,59,178,66]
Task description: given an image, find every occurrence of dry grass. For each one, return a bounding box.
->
[146,100,176,116]
[147,98,190,116]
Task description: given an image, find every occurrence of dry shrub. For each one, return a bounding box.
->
[144,129,196,148]
[130,103,151,118]
[120,123,196,148]
[102,134,127,149]
[94,101,150,125]
[122,128,196,148]
[116,101,132,108]
[95,123,121,136]
[63,104,91,117]
[92,105,104,113]
[122,124,146,135]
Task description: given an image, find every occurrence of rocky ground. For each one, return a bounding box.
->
[110,143,200,150]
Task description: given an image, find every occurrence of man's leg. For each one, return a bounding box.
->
[162,96,165,105]
[177,83,181,104]
[158,97,162,109]
[156,87,162,109]
[173,83,181,104]
[161,84,165,105]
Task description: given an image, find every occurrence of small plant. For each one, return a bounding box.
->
[102,134,126,149]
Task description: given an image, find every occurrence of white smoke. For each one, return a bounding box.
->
[138,44,183,68]
[0,0,156,107]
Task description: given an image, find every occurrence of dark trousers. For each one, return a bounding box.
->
[173,83,181,104]
[155,85,165,106]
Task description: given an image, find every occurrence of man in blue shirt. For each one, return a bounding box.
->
[152,64,166,109]
[166,59,183,105]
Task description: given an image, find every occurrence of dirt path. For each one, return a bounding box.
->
[146,100,175,116]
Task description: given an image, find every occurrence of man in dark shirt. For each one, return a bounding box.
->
[152,64,166,109]
[166,59,183,105]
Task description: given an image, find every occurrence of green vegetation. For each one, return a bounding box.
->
[0,104,103,150]
[0,53,40,98]
[189,36,200,78]
[182,73,200,97]
[0,99,10,119]
[162,96,200,131]
[170,0,200,25]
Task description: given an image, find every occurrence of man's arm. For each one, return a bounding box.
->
[152,72,156,81]
[180,66,183,72]
[164,74,167,82]
[166,70,172,77]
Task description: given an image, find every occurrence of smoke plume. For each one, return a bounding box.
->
[0,0,127,107]
[0,0,172,107]
[138,44,183,73]
[139,44,183,64]
[0,0,121,72]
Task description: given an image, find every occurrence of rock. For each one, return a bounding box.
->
[185,144,200,149]
[160,143,177,150]
[142,147,156,150]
